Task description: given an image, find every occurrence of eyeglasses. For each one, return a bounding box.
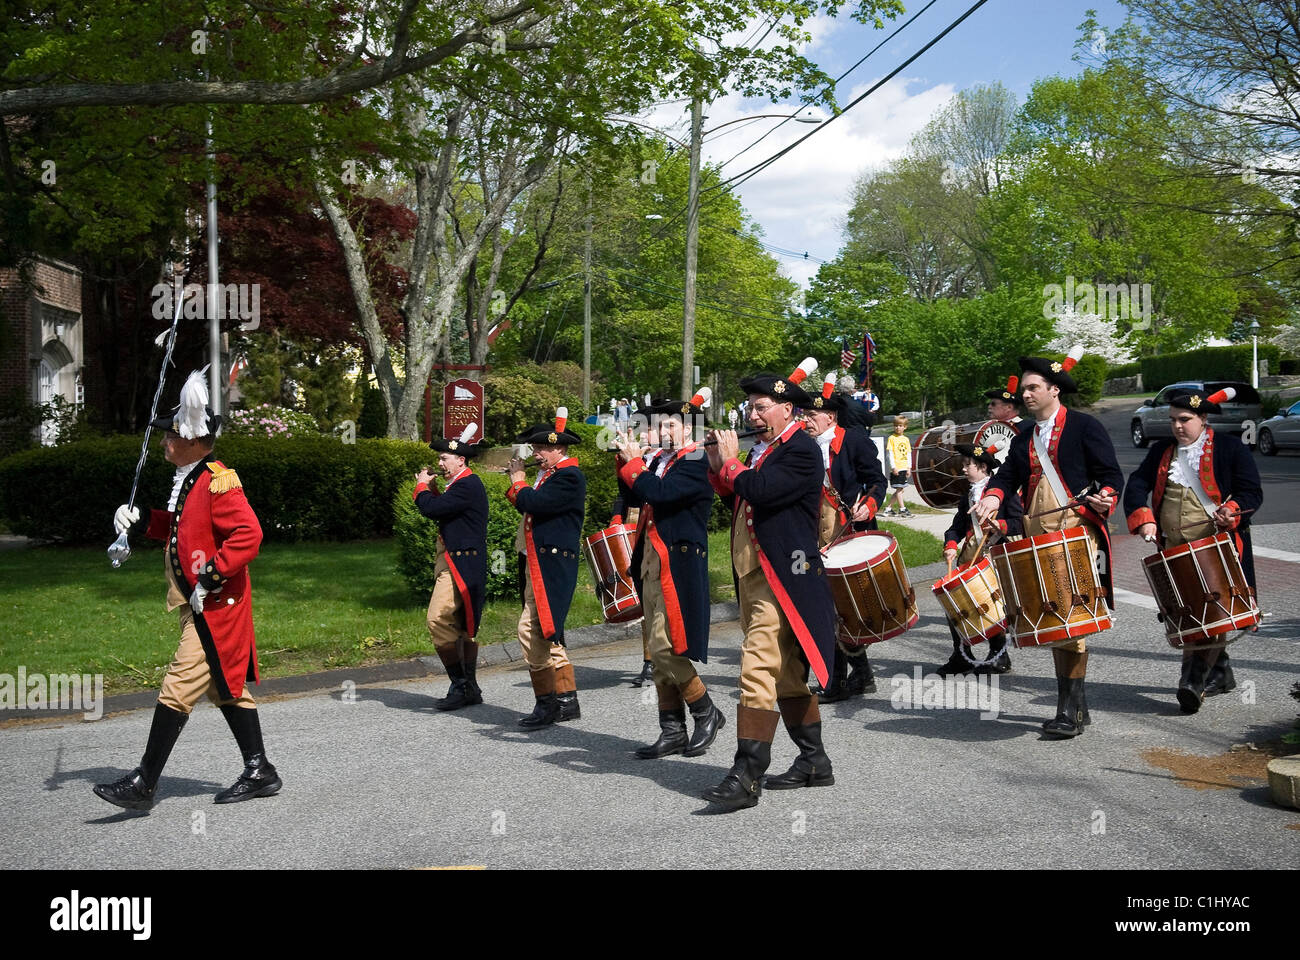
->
[750,402,781,415]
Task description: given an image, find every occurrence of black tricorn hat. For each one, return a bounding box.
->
[799,372,847,413]
[151,368,222,437]
[983,374,1022,405]
[643,387,712,418]
[1168,386,1236,417]
[430,424,484,458]
[954,441,1002,471]
[1019,346,1084,395]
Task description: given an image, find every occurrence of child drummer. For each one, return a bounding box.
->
[1123,387,1262,714]
[936,443,1023,676]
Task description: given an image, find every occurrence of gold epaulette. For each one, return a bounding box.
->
[208,462,243,494]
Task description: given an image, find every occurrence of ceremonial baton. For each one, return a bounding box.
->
[108,267,186,568]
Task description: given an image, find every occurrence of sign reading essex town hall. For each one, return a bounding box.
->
[442,378,484,444]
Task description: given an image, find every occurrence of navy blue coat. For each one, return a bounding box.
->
[943,485,1025,552]
[826,425,887,532]
[987,407,1124,603]
[713,424,838,686]
[618,445,714,662]
[508,460,586,642]
[415,470,489,636]
[1123,430,1262,587]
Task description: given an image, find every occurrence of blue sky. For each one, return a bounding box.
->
[644,0,1133,288]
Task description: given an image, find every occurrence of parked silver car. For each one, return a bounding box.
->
[1258,399,1300,455]
[1130,381,1262,448]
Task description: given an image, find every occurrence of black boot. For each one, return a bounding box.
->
[435,662,483,711]
[701,739,771,812]
[817,649,851,703]
[636,707,688,758]
[1203,650,1236,697]
[764,722,835,789]
[1042,677,1086,738]
[1177,652,1212,714]
[93,703,188,810]
[632,660,655,687]
[843,651,876,695]
[936,636,974,677]
[215,705,282,803]
[684,691,725,757]
[519,694,561,728]
[555,664,580,721]
[975,633,1012,675]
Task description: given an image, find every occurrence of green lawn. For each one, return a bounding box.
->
[0,524,939,695]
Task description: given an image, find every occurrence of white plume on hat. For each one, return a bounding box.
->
[177,367,213,439]
[690,386,712,409]
[457,422,478,444]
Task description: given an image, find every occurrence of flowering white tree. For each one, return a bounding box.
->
[1044,307,1135,365]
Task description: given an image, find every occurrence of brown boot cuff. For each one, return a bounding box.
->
[1061,649,1089,679]
[736,705,780,743]
[656,682,683,711]
[554,663,576,694]
[462,639,479,668]
[680,676,706,705]
[778,695,820,727]
[434,644,460,671]
[530,667,556,697]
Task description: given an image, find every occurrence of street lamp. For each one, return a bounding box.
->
[1250,320,1261,388]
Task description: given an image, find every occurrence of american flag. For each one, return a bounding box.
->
[840,344,856,368]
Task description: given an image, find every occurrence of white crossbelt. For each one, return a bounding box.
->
[1033,420,1070,506]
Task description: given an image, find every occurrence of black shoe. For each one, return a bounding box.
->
[632,660,655,687]
[817,650,851,703]
[764,722,835,789]
[435,677,483,711]
[518,694,561,728]
[975,636,1012,675]
[684,692,725,757]
[215,753,282,803]
[556,691,580,722]
[701,739,771,812]
[93,703,188,810]
[844,653,877,695]
[93,768,156,811]
[1042,677,1085,738]
[636,707,688,758]
[1203,652,1236,697]
[936,649,974,677]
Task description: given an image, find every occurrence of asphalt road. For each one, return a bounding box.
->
[1090,397,1300,524]
[3,530,1297,870]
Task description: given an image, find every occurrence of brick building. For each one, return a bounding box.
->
[0,257,85,445]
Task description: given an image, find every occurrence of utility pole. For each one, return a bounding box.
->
[682,98,702,400]
[583,177,593,412]
[205,90,221,413]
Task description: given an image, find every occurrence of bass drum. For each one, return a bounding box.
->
[912,419,1020,508]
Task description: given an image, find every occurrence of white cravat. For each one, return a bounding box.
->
[1170,432,1216,516]
[168,460,202,511]
[814,425,835,469]
[967,476,990,511]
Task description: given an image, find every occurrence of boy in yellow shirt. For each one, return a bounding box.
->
[884,415,913,518]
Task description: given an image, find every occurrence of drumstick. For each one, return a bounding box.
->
[1022,482,1104,521]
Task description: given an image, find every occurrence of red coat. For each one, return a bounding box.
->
[147,459,262,700]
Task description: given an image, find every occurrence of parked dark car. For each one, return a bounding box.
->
[1258,399,1300,455]
[1130,381,1262,448]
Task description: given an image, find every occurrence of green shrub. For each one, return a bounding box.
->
[1106,361,1141,379]
[1047,353,1104,408]
[1281,358,1298,376]
[0,434,431,543]
[1140,344,1281,389]
[358,386,388,438]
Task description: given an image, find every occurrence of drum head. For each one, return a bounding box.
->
[824,532,893,571]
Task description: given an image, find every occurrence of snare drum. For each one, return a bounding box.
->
[913,419,1019,508]
[932,557,1007,644]
[988,528,1112,648]
[583,524,643,624]
[1142,532,1259,648]
[822,532,918,646]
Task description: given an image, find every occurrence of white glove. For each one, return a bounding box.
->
[113,504,140,535]
[190,584,208,615]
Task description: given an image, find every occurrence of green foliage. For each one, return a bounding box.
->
[1106,361,1142,379]
[393,471,523,604]
[0,435,430,544]
[483,362,591,442]
[1139,345,1281,390]
[566,422,622,538]
[1062,354,1105,408]
[225,404,323,439]
[358,386,388,439]
[236,331,361,431]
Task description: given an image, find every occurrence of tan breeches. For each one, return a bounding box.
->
[517,571,572,674]
[641,546,700,690]
[158,608,255,714]
[426,554,469,653]
[737,568,810,710]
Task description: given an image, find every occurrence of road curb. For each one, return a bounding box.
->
[1267,753,1300,810]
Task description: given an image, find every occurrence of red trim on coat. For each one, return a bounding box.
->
[647,525,689,655]
[523,521,555,638]
[444,553,477,637]
[1128,506,1156,533]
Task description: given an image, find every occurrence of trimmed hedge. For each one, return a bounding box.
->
[1106,361,1141,379]
[1140,344,1280,389]
[0,434,431,544]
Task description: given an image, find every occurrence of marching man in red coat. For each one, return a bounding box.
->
[96,369,280,810]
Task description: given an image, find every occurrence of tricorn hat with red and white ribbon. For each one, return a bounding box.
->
[1169,386,1236,416]
[1019,345,1084,394]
